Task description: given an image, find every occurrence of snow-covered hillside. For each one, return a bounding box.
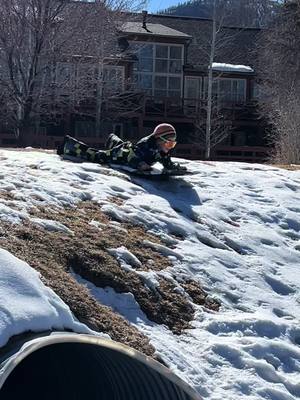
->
[0,149,299,400]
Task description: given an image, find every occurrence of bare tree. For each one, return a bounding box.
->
[0,0,144,145]
[192,104,232,154]
[268,92,300,163]
[0,0,78,144]
[258,0,300,164]
[189,0,241,159]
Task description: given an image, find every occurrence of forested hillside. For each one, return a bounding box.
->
[159,0,282,27]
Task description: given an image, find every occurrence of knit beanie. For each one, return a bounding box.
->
[152,123,176,142]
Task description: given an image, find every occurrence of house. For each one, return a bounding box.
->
[114,12,268,161]
[0,8,268,162]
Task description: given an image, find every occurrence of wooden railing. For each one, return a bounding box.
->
[0,132,105,150]
[174,144,269,162]
[0,132,269,163]
[143,96,256,119]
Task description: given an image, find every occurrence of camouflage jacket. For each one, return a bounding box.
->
[109,135,174,169]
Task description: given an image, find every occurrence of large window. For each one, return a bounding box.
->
[133,43,183,98]
[184,77,202,100]
[184,76,203,111]
[217,79,246,103]
[204,78,246,104]
[185,76,246,106]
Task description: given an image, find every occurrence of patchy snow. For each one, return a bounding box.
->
[108,246,142,269]
[31,217,73,234]
[143,239,183,260]
[212,63,254,73]
[89,219,106,230]
[0,149,300,400]
[108,246,160,290]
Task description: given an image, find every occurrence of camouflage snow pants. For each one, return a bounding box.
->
[59,134,137,166]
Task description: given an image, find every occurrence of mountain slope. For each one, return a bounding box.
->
[159,0,281,28]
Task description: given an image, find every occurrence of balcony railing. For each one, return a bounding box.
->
[143,96,256,119]
[174,144,269,162]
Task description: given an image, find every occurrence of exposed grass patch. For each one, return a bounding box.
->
[181,280,220,311]
[272,164,300,171]
[0,220,155,356]
[108,196,126,206]
[0,198,219,354]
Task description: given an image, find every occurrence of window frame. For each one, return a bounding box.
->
[131,41,184,98]
[203,77,247,104]
[184,76,203,100]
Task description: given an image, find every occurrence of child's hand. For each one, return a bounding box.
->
[164,162,187,171]
[174,163,187,171]
[138,162,152,171]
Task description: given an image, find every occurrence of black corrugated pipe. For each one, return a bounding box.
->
[0,333,201,400]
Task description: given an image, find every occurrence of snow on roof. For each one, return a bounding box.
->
[212,63,254,73]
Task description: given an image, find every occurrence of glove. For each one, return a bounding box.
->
[165,162,187,172]
[137,161,152,171]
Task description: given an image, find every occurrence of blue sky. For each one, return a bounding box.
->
[147,0,181,13]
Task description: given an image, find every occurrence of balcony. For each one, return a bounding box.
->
[142,96,257,121]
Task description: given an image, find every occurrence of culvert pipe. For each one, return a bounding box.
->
[0,332,201,400]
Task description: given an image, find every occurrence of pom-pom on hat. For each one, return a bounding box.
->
[153,123,176,142]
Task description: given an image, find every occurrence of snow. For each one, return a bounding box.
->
[108,246,160,290]
[212,63,254,73]
[31,217,73,234]
[0,149,300,400]
[108,246,142,268]
[0,248,95,348]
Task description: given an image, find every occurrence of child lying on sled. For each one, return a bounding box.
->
[58,123,186,172]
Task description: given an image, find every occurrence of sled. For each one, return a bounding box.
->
[110,164,193,180]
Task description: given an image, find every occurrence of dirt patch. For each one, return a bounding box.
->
[182,280,220,311]
[272,164,300,171]
[0,191,15,201]
[68,252,194,333]
[0,200,220,350]
[108,196,125,206]
[0,221,154,356]
[31,201,173,273]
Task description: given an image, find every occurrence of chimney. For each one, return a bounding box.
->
[142,10,147,29]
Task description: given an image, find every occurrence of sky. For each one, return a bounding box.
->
[0,149,300,399]
[146,0,181,13]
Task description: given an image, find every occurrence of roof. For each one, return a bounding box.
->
[121,22,191,39]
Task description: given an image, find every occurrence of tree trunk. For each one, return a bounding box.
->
[95,60,103,137]
[18,124,30,147]
[95,23,105,137]
[205,0,217,160]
